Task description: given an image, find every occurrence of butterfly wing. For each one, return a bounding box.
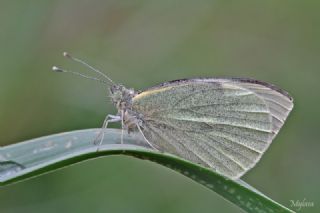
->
[132,78,293,179]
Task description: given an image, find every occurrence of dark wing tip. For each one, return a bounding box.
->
[227,77,293,102]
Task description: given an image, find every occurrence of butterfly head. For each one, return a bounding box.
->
[110,84,135,110]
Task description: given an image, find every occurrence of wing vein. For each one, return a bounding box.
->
[146,124,210,167]
[184,131,247,171]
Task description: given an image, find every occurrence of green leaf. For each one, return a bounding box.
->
[0,129,294,213]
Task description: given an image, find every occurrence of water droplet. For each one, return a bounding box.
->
[42,141,56,151]
[65,141,73,149]
[199,180,206,185]
[33,141,57,153]
[206,183,214,189]
[0,161,25,179]
[228,188,236,194]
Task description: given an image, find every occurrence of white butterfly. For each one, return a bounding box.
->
[53,53,293,179]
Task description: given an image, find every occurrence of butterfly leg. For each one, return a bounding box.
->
[121,110,124,144]
[135,123,159,151]
[93,114,121,147]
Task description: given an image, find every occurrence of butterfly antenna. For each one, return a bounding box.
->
[63,52,115,85]
[52,66,108,85]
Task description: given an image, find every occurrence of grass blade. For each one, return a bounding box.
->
[0,129,294,213]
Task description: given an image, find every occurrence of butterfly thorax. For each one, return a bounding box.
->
[109,84,142,131]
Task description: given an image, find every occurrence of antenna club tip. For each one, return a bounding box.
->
[52,66,63,72]
[63,52,71,58]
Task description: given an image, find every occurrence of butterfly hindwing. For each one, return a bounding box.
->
[132,78,293,179]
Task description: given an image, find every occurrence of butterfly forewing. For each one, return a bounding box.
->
[132,78,293,179]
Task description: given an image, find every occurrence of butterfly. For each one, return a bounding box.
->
[53,52,293,179]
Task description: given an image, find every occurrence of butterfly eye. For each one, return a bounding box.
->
[110,85,118,94]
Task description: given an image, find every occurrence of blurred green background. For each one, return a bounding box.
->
[0,1,319,212]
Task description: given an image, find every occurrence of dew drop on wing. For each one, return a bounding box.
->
[0,161,25,179]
